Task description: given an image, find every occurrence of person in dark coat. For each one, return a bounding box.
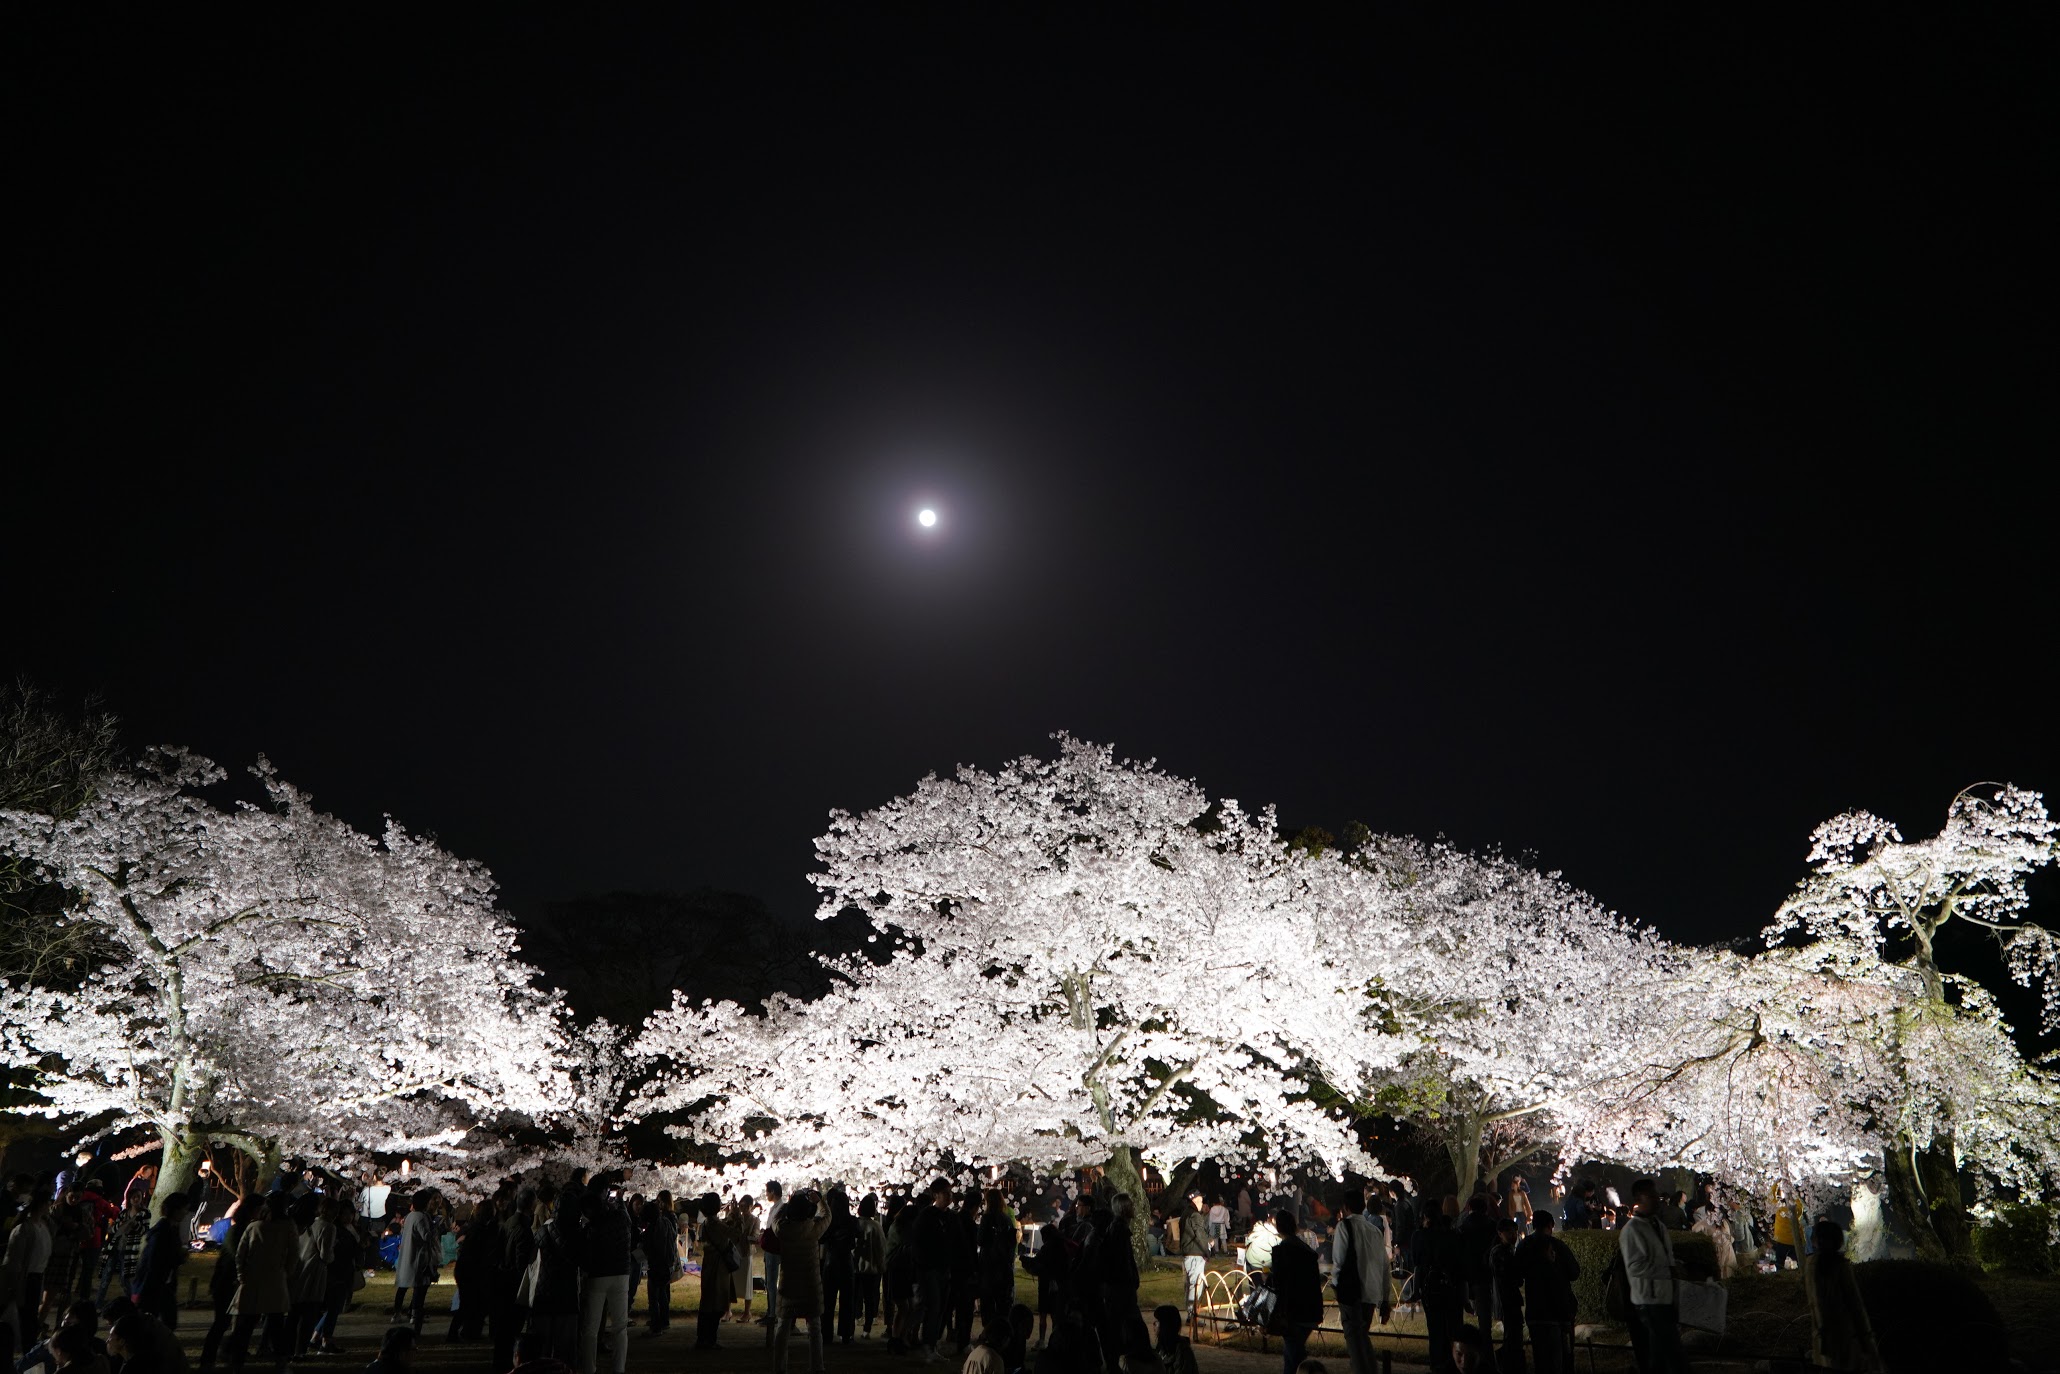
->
[1268,1210,1323,1374]
[575,1187,633,1374]
[816,1190,857,1346]
[1092,1199,1141,1374]
[975,1192,1016,1334]
[360,1326,414,1374]
[1023,1207,1065,1350]
[693,1195,739,1351]
[197,1213,248,1370]
[1513,1214,1579,1374]
[852,1194,886,1341]
[770,1192,828,1374]
[492,1189,539,1373]
[224,1193,299,1374]
[1485,1219,1524,1374]
[951,1188,981,1354]
[1803,1221,1881,1373]
[1066,1205,1105,1348]
[131,1195,192,1330]
[527,1192,580,1364]
[445,1200,497,1343]
[912,1182,956,1359]
[1409,1210,1466,1374]
[638,1195,678,1335]
[100,1299,187,1374]
[1455,1196,1496,1334]
[312,1208,361,1355]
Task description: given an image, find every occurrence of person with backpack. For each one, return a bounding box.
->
[1515,1213,1579,1374]
[1330,1188,1390,1374]
[1617,1180,1684,1374]
[1408,1210,1466,1374]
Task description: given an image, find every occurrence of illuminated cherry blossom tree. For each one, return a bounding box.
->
[1762,784,2057,1258]
[1564,944,1889,1186]
[636,737,1404,1228]
[0,749,572,1215]
[1562,788,2060,1257]
[1344,838,1679,1193]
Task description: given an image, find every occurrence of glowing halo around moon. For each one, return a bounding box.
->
[917,508,938,528]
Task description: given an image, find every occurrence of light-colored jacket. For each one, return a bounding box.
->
[1617,1214,1676,1306]
[396,1211,437,1286]
[231,1217,302,1315]
[6,1218,52,1277]
[293,1215,336,1304]
[1242,1219,1280,1271]
[1330,1213,1390,1307]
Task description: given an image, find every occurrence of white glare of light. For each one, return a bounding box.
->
[918,508,938,528]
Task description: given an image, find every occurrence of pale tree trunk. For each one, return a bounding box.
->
[1447,1127,1482,1203]
[1849,1178,1887,1262]
[219,1134,285,1197]
[1888,932,1974,1262]
[251,1139,283,1194]
[150,1125,207,1220]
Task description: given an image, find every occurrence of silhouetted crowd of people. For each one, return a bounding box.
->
[0,1159,1880,1374]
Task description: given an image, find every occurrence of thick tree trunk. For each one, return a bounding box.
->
[1849,1179,1887,1262]
[250,1139,283,1194]
[1104,1143,1152,1269]
[1447,1129,1482,1202]
[1883,1130,1972,1262]
[151,1126,206,1220]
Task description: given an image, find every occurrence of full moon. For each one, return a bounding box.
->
[917,508,938,527]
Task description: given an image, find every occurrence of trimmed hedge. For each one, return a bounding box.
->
[1557,1228,1717,1324]
[1973,1203,2058,1277]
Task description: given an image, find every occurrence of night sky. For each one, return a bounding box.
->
[12,11,2053,950]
